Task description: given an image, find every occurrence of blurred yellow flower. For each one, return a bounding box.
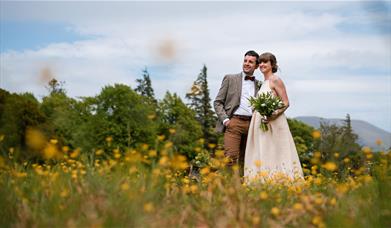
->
[143,202,155,213]
[50,139,58,144]
[105,136,113,143]
[322,162,337,172]
[157,135,165,141]
[25,128,46,151]
[252,216,261,225]
[148,150,157,157]
[168,128,176,134]
[141,144,149,150]
[164,141,173,149]
[376,138,383,146]
[70,148,80,158]
[208,143,216,149]
[0,134,4,142]
[121,182,130,191]
[362,146,372,154]
[95,149,104,156]
[200,167,210,175]
[343,158,350,163]
[259,191,268,200]
[254,160,262,168]
[293,203,304,210]
[215,150,224,158]
[329,197,337,206]
[312,215,324,226]
[43,143,60,159]
[312,130,321,139]
[271,207,280,216]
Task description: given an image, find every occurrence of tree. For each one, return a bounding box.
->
[158,92,202,159]
[186,65,217,146]
[46,78,66,95]
[287,118,317,166]
[0,89,46,160]
[135,67,157,105]
[79,84,158,153]
[340,114,361,157]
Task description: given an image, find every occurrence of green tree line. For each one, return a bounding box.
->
[0,66,363,175]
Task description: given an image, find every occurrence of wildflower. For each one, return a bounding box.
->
[147,114,156,120]
[157,135,165,141]
[329,197,337,206]
[254,160,262,168]
[141,144,149,150]
[25,128,46,150]
[200,167,210,175]
[168,128,176,134]
[190,185,198,194]
[334,152,339,158]
[171,155,188,170]
[252,216,261,225]
[43,143,60,159]
[62,146,69,153]
[121,182,130,191]
[208,143,216,149]
[95,149,103,156]
[343,157,350,163]
[271,207,280,216]
[50,139,58,144]
[293,203,304,210]
[143,202,155,213]
[312,130,321,139]
[259,191,268,200]
[158,156,169,167]
[105,136,113,143]
[215,150,224,158]
[70,148,80,158]
[148,150,157,157]
[60,189,69,198]
[164,141,173,149]
[362,146,372,154]
[322,162,337,172]
[312,215,324,227]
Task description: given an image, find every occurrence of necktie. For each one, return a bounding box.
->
[244,75,255,81]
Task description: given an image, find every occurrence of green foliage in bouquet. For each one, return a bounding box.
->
[249,91,285,131]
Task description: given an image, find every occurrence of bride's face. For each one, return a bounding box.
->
[259,61,272,74]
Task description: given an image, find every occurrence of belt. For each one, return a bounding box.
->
[232,114,252,121]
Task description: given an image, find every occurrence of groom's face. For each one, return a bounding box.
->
[242,55,258,75]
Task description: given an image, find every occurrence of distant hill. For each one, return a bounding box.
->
[294,116,391,151]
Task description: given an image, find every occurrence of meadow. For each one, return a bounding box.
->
[1,133,390,228]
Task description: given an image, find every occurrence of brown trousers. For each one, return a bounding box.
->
[224,116,251,175]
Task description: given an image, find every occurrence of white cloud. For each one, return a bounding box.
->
[1,1,390,131]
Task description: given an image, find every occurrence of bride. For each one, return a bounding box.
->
[244,52,303,183]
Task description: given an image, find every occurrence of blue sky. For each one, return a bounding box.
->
[1,1,390,132]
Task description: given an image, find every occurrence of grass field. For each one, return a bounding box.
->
[1,137,390,227]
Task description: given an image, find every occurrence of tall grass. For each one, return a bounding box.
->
[0,136,390,227]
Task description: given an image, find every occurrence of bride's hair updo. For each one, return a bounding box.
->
[259,52,278,73]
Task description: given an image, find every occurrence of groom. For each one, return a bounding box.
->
[214,50,260,175]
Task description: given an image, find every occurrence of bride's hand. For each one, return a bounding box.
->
[261,116,269,124]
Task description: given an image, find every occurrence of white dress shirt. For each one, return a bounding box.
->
[223,72,255,124]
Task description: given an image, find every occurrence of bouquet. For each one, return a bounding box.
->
[248,92,285,131]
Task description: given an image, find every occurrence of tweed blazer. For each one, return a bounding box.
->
[213,73,260,133]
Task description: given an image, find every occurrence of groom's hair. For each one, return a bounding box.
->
[244,50,260,65]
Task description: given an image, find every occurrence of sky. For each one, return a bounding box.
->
[1,1,390,132]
